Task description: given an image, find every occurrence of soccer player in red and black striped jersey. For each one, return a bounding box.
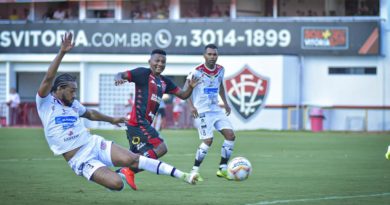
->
[114,49,200,189]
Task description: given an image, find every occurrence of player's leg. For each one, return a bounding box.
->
[192,138,212,173]
[124,125,143,187]
[215,113,236,179]
[124,124,167,189]
[386,145,390,160]
[128,124,167,160]
[110,143,200,185]
[191,113,213,176]
[122,129,168,188]
[143,123,168,158]
[153,142,168,158]
[91,166,124,191]
[160,109,166,130]
[154,113,162,131]
[216,129,235,178]
[67,135,129,191]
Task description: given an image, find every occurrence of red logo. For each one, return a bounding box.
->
[302,27,348,49]
[224,65,269,120]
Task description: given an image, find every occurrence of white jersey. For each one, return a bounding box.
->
[187,64,225,113]
[7,93,20,108]
[36,93,90,155]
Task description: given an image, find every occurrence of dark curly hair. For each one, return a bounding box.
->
[151,49,167,56]
[51,73,76,92]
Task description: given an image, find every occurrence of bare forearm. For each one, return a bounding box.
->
[38,51,66,96]
[219,91,228,105]
[38,32,74,97]
[115,72,127,80]
[187,96,195,109]
[176,82,194,100]
[47,51,66,79]
[114,71,128,86]
[86,109,114,123]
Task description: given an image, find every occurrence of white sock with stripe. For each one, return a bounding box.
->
[138,155,184,178]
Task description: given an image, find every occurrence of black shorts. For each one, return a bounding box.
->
[158,108,166,117]
[126,123,163,157]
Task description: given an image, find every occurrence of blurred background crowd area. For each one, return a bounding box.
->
[0,0,380,22]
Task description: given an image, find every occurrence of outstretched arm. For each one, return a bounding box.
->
[81,109,126,127]
[219,83,231,115]
[174,75,200,100]
[38,32,75,97]
[184,80,199,118]
[114,71,128,86]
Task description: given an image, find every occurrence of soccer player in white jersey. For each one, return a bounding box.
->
[185,44,236,180]
[36,32,199,191]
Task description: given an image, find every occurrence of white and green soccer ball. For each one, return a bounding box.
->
[227,157,252,181]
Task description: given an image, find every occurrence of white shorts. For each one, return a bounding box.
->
[194,111,233,140]
[67,135,113,180]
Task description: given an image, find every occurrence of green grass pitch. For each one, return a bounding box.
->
[0,128,389,205]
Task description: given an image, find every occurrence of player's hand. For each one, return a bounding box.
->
[111,117,127,127]
[60,32,75,53]
[188,75,201,89]
[190,107,199,118]
[114,73,127,86]
[225,104,231,116]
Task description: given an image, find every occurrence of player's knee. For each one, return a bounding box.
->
[224,130,235,141]
[156,143,168,157]
[122,152,139,168]
[203,138,213,146]
[111,176,125,191]
[157,148,167,158]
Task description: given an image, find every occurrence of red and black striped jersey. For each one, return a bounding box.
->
[126,67,180,126]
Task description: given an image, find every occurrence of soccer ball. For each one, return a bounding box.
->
[227,157,252,181]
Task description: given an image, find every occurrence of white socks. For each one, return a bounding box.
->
[195,142,210,162]
[138,155,184,178]
[221,140,235,160]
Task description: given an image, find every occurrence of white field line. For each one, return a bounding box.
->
[246,192,390,205]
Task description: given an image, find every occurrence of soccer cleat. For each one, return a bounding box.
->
[183,172,200,185]
[216,170,231,180]
[119,167,137,190]
[386,146,390,160]
[190,170,204,182]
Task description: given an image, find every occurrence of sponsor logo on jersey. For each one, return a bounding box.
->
[55,116,77,124]
[132,136,141,145]
[136,142,146,151]
[55,116,77,129]
[224,65,269,121]
[204,87,218,94]
[151,93,162,103]
[63,134,79,142]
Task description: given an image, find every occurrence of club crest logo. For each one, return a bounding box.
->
[224,65,269,121]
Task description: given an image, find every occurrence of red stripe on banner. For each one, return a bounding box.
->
[358,28,379,55]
